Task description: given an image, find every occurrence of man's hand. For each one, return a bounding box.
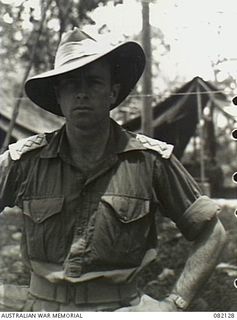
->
[115,294,177,312]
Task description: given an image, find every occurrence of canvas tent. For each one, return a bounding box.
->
[0,99,64,147]
[123,76,236,196]
[123,76,232,159]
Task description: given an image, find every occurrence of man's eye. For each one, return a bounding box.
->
[89,78,103,85]
[58,78,75,87]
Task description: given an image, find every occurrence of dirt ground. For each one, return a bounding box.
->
[0,198,237,311]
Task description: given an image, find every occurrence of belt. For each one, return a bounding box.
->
[30,273,139,305]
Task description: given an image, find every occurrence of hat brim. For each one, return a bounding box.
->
[25,41,145,116]
[233,96,237,105]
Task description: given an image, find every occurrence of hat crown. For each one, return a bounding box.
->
[55,28,99,69]
[59,28,96,46]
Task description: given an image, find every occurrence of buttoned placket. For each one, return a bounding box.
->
[64,153,119,278]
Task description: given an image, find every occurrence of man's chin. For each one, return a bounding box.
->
[67,115,108,131]
[72,118,97,130]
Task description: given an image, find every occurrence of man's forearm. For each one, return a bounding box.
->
[115,216,226,312]
[170,217,226,308]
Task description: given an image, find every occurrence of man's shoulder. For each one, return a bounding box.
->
[135,133,174,159]
[8,133,48,161]
[113,121,174,159]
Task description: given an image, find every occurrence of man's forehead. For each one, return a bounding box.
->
[62,58,111,78]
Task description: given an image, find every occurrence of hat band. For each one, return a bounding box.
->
[55,39,109,68]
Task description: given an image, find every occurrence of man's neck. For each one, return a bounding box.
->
[65,118,111,171]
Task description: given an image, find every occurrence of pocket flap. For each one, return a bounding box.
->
[23,197,64,223]
[101,195,150,223]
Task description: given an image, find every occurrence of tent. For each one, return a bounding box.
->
[0,100,64,147]
[123,76,236,196]
[123,76,232,159]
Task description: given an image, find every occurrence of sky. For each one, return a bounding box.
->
[82,0,237,96]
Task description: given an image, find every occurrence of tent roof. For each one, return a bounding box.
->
[123,76,232,158]
[0,99,64,141]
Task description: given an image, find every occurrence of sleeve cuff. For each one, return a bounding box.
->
[176,196,221,241]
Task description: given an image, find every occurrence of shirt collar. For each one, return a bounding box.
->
[40,126,65,159]
[40,119,146,160]
[109,119,146,154]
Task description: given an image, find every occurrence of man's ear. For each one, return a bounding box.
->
[110,83,120,105]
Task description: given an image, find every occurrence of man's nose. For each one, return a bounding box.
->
[76,78,88,99]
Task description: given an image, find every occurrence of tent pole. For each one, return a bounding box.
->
[196,84,206,190]
[141,0,153,137]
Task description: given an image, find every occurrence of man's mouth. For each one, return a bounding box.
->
[74,106,91,111]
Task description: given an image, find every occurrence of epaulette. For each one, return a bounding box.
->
[8,133,47,161]
[136,134,174,159]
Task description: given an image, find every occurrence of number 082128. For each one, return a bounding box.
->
[213,313,235,318]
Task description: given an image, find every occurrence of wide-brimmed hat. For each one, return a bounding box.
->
[24,28,146,116]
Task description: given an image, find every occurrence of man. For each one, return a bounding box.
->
[0,28,226,312]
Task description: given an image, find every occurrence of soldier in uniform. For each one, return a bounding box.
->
[0,28,226,311]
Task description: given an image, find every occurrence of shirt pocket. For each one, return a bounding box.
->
[22,196,64,262]
[91,195,152,267]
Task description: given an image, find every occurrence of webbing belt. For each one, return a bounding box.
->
[30,273,139,305]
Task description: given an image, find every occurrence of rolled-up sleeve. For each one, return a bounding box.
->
[0,150,21,212]
[153,154,221,241]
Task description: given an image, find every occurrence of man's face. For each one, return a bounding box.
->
[55,59,120,129]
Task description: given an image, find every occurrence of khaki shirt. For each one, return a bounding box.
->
[0,120,220,284]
